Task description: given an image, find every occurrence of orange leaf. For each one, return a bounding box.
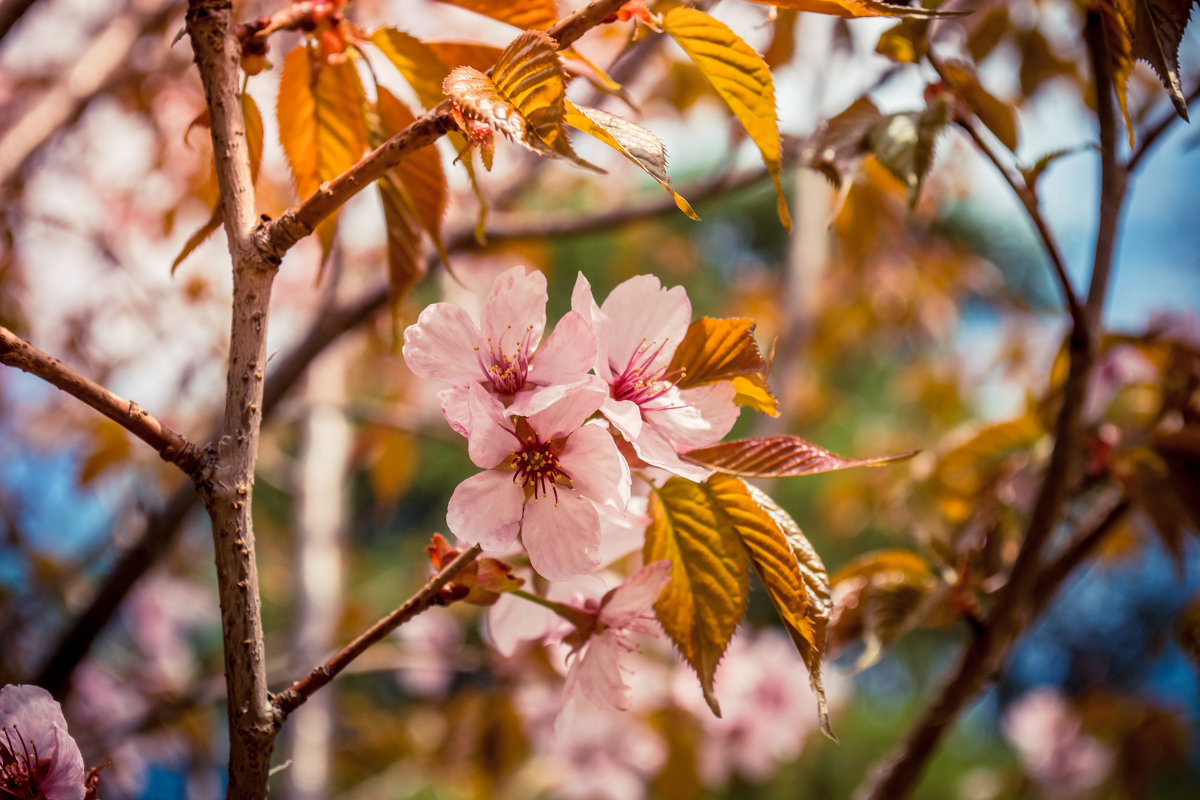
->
[668,317,772,391]
[743,0,966,18]
[369,27,453,110]
[432,0,559,30]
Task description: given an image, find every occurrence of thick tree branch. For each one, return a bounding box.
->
[257,0,630,261]
[0,325,208,476]
[273,544,482,719]
[187,0,279,795]
[857,15,1133,799]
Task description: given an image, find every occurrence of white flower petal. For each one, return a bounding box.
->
[521,491,601,580]
[447,471,524,551]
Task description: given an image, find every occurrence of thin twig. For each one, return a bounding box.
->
[1030,498,1131,614]
[1127,83,1200,173]
[273,544,483,719]
[0,325,209,477]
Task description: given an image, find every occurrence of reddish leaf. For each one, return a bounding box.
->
[684,436,916,478]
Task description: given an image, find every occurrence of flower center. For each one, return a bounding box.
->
[476,324,536,395]
[610,337,684,409]
[508,419,569,502]
[1,725,47,800]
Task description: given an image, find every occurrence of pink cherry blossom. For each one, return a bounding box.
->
[1001,688,1113,799]
[0,684,86,800]
[402,266,596,433]
[571,273,739,481]
[446,382,630,580]
[562,560,672,711]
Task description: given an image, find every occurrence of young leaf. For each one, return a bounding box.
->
[645,477,750,716]
[743,0,966,18]
[661,7,791,231]
[432,0,559,30]
[278,45,369,200]
[378,88,449,267]
[668,317,772,391]
[1131,0,1196,122]
[565,101,699,220]
[939,60,1020,151]
[442,31,600,171]
[427,41,503,74]
[710,474,835,738]
[730,374,779,417]
[369,27,453,110]
[866,97,951,208]
[801,95,884,188]
[684,436,916,478]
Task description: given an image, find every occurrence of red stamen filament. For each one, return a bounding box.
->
[611,338,686,410]
[0,725,44,799]
[475,324,536,395]
[505,425,568,503]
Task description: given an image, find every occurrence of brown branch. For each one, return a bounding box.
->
[186,0,279,796]
[256,0,630,261]
[273,544,482,719]
[0,325,209,476]
[1031,498,1131,614]
[1084,10,1128,331]
[1127,83,1200,173]
[234,1,321,54]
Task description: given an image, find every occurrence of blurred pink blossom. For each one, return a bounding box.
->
[675,629,845,787]
[562,560,672,712]
[446,383,630,579]
[572,273,739,481]
[0,684,86,800]
[1001,688,1113,798]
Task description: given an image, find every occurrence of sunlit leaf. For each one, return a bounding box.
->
[433,0,559,30]
[711,475,835,737]
[668,317,772,392]
[685,435,916,477]
[427,41,503,74]
[1096,0,1137,146]
[378,87,450,267]
[743,0,966,18]
[730,374,779,417]
[565,101,699,220]
[278,45,369,199]
[801,95,883,188]
[1131,0,1196,122]
[370,27,452,110]
[646,477,749,716]
[876,18,931,63]
[661,7,791,231]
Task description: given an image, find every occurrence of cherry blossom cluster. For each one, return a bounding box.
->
[403,266,742,708]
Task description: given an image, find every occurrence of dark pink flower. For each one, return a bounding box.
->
[0,684,86,800]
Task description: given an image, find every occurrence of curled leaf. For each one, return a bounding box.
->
[565,101,698,219]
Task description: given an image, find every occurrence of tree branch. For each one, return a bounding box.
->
[186,0,279,795]
[256,0,631,261]
[0,325,209,476]
[273,544,482,720]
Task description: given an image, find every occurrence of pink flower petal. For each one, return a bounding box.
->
[598,560,671,629]
[571,273,612,382]
[447,470,524,551]
[480,266,547,353]
[600,275,691,377]
[402,302,484,385]
[566,631,631,711]
[559,423,630,510]
[521,491,601,580]
[645,381,740,450]
[628,423,713,482]
[528,381,607,442]
[528,310,596,386]
[466,383,516,468]
[599,396,643,442]
[438,386,471,437]
[0,684,85,800]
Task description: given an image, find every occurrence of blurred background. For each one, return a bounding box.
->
[1,0,1198,797]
